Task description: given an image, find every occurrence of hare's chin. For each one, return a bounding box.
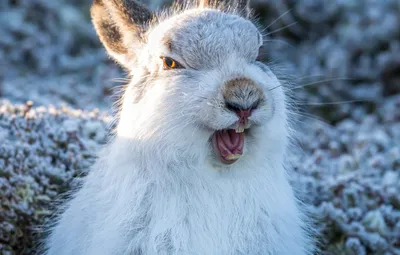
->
[211,129,245,165]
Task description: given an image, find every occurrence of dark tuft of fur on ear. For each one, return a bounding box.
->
[107,0,153,30]
[91,0,127,55]
[91,0,154,67]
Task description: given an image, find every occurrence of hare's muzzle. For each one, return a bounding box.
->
[212,77,264,164]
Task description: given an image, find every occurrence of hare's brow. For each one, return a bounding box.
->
[162,36,173,51]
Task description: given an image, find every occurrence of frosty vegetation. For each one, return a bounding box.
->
[0,0,399,254]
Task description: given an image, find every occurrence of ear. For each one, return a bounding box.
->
[91,0,154,68]
[199,0,251,17]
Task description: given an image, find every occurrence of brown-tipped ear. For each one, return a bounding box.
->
[91,0,154,68]
[199,0,251,17]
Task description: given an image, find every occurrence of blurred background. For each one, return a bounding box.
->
[0,0,399,254]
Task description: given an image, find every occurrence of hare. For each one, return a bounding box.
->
[44,0,315,254]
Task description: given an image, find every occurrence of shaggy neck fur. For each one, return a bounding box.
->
[93,141,301,255]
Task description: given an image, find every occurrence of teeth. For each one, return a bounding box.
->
[226,154,241,160]
[235,123,245,133]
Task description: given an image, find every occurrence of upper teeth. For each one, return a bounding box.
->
[235,123,245,133]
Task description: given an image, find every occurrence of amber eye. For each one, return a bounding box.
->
[161,56,183,69]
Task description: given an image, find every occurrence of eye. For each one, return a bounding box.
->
[160,56,184,69]
[256,46,263,61]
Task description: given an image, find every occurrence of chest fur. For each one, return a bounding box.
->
[119,174,295,254]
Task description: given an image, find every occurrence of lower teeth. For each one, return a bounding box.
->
[226,154,241,160]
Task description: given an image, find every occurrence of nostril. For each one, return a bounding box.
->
[225,101,258,117]
[225,101,242,113]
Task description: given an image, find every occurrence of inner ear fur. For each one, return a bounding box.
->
[91,0,154,67]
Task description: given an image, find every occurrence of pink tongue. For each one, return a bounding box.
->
[217,130,244,157]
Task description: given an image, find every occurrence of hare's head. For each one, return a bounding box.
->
[92,0,288,168]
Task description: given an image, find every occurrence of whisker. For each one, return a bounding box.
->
[289,78,357,91]
[268,84,282,91]
[266,21,298,36]
[263,39,294,48]
[269,76,355,91]
[295,74,329,80]
[107,84,127,91]
[112,77,130,81]
[264,8,293,30]
[110,78,131,84]
[296,99,368,106]
[289,111,333,128]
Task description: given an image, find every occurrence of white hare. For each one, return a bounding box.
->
[44,0,315,254]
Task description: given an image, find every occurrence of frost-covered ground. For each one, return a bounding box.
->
[0,0,399,254]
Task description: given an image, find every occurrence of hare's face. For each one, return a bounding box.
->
[92,1,287,166]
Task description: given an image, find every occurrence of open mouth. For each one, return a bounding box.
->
[212,129,245,165]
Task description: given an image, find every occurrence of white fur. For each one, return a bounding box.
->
[44,6,314,255]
